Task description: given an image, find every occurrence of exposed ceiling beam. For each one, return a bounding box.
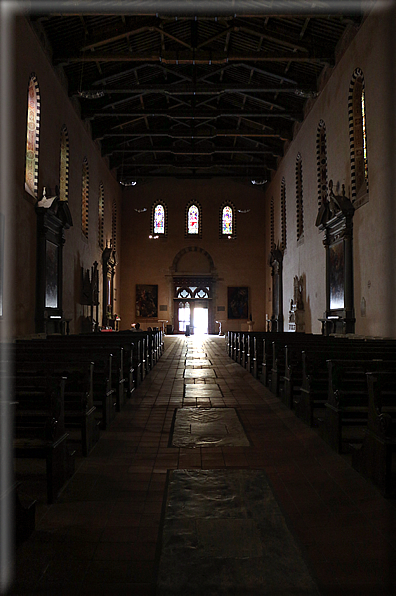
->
[76,84,314,95]
[96,130,291,140]
[59,51,330,65]
[87,109,302,120]
[108,148,280,155]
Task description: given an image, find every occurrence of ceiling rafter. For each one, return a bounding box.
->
[32,10,361,180]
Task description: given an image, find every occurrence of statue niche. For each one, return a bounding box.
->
[316,180,355,335]
[288,275,304,332]
[268,243,283,332]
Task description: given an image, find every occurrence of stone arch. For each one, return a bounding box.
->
[171,246,215,273]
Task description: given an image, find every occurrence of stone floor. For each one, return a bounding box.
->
[7,335,396,595]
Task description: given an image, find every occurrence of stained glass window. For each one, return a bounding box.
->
[25,75,40,197]
[154,204,165,234]
[188,204,199,234]
[222,206,233,235]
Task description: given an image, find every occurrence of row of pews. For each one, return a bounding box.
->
[4,329,163,546]
[227,330,396,497]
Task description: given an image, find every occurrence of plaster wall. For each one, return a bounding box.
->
[11,17,122,337]
[120,178,267,334]
[264,5,396,336]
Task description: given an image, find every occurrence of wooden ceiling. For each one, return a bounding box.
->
[30,3,364,184]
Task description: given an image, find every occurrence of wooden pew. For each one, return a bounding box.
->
[16,360,99,457]
[14,346,117,431]
[320,359,396,454]
[14,374,75,504]
[51,329,165,394]
[297,343,396,427]
[268,333,335,396]
[0,482,36,548]
[352,371,396,497]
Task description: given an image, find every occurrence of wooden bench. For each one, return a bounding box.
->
[14,374,75,504]
[0,482,36,548]
[16,360,99,457]
[296,344,396,427]
[352,371,396,497]
[14,347,117,431]
[50,332,148,397]
[320,359,396,454]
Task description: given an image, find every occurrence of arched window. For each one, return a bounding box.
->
[25,74,40,197]
[98,183,104,249]
[220,203,236,238]
[188,204,199,234]
[186,202,202,237]
[296,153,304,241]
[112,200,117,251]
[151,201,167,236]
[59,125,69,202]
[349,68,369,206]
[281,178,287,251]
[81,158,89,238]
[316,120,328,210]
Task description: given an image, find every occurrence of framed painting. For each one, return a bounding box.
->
[45,239,59,308]
[136,284,158,318]
[227,287,249,319]
[329,241,345,310]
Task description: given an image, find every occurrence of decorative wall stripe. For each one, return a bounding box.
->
[25,74,41,197]
[219,201,236,239]
[112,199,117,251]
[281,178,287,251]
[296,153,304,241]
[270,196,275,250]
[59,125,70,202]
[316,120,327,210]
[81,157,89,238]
[348,67,369,206]
[98,183,104,249]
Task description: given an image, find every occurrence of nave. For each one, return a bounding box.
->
[10,336,396,595]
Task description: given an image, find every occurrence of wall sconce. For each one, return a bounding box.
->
[149,235,159,240]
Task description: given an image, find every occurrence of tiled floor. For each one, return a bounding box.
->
[8,335,396,595]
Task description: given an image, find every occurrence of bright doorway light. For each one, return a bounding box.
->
[194,307,208,335]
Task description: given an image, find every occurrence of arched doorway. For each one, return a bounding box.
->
[170,247,217,334]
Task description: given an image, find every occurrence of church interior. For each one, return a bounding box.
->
[1,1,396,594]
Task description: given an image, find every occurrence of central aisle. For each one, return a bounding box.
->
[11,335,396,596]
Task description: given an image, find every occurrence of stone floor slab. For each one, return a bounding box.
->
[157,470,320,595]
[184,369,216,379]
[184,385,222,398]
[185,359,212,367]
[172,407,249,448]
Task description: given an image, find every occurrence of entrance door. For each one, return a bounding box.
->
[178,301,191,333]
